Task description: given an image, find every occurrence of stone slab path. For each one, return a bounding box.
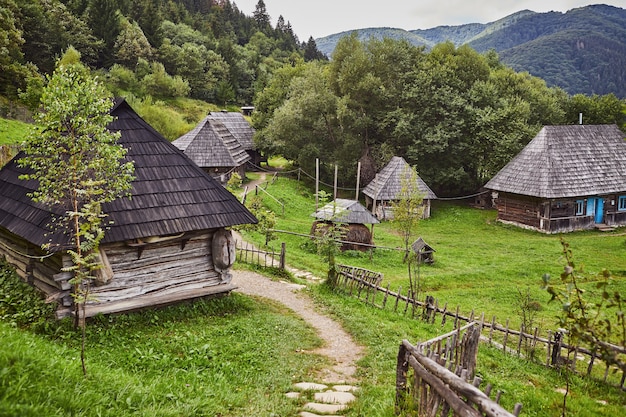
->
[231,269,363,415]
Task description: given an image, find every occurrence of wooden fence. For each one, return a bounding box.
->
[336,265,626,390]
[396,322,522,416]
[235,240,285,270]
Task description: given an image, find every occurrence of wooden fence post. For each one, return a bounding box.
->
[280,242,286,270]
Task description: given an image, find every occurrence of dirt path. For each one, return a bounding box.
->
[231,269,363,383]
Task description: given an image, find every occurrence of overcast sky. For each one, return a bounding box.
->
[233,1,625,40]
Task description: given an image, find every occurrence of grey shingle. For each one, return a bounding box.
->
[0,99,257,251]
[312,199,380,224]
[362,156,437,201]
[173,117,250,169]
[485,125,626,198]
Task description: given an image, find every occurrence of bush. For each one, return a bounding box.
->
[0,260,56,332]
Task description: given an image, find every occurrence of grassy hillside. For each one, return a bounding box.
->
[239,174,626,336]
[0,118,31,146]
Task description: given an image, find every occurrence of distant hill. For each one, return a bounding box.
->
[315,5,626,97]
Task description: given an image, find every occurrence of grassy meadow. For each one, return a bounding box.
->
[240,173,626,333]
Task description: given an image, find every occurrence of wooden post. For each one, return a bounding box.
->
[355,161,361,201]
[394,286,401,312]
[333,164,338,200]
[315,158,319,211]
[382,283,390,308]
[279,242,286,270]
[502,319,510,353]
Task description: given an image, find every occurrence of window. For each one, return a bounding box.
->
[575,200,585,216]
[619,196,626,211]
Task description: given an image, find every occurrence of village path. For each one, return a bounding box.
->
[231,172,364,382]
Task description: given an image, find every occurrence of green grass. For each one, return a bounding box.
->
[309,285,626,416]
[239,175,626,337]
[0,292,326,417]
[0,117,31,145]
[2,173,626,416]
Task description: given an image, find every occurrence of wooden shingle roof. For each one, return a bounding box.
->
[485,125,626,199]
[0,99,257,250]
[173,117,250,169]
[208,111,255,150]
[312,199,380,225]
[362,156,437,201]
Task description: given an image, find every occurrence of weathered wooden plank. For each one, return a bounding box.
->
[81,283,237,317]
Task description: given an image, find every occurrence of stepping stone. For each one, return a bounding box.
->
[332,385,358,392]
[303,402,347,414]
[285,392,300,399]
[299,412,344,417]
[315,391,356,404]
[294,382,328,391]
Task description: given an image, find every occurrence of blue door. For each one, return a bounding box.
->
[587,198,596,218]
[595,198,604,223]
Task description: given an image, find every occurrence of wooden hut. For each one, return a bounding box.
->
[485,124,626,233]
[362,156,437,220]
[0,99,257,319]
[208,111,266,166]
[173,116,250,183]
[311,199,379,251]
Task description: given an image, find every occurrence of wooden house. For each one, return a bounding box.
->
[362,156,437,220]
[485,124,626,233]
[311,199,379,251]
[173,116,250,183]
[208,111,266,166]
[0,99,257,319]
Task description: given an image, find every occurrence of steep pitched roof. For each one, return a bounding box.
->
[0,99,257,250]
[312,199,380,225]
[485,125,626,199]
[208,111,255,150]
[362,156,437,201]
[173,117,250,169]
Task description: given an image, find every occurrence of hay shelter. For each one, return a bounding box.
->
[311,199,379,251]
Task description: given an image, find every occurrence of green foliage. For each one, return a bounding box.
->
[18,54,135,373]
[542,239,625,372]
[241,195,276,245]
[0,261,56,331]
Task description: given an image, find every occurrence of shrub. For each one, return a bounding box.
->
[0,261,56,332]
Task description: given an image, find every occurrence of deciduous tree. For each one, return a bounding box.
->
[19,48,134,374]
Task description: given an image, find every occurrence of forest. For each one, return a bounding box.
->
[1,0,625,197]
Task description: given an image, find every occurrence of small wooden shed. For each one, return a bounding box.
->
[411,237,435,264]
[0,99,257,319]
[485,124,626,233]
[173,116,250,183]
[363,156,437,220]
[311,199,379,251]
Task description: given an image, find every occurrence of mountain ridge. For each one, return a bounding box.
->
[315,4,626,97]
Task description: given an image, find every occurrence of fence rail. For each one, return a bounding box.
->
[397,323,522,416]
[235,240,285,270]
[337,265,626,390]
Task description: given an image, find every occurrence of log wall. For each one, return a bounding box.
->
[1,227,236,319]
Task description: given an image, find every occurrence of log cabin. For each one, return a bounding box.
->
[485,124,626,233]
[0,99,257,319]
[362,156,437,220]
